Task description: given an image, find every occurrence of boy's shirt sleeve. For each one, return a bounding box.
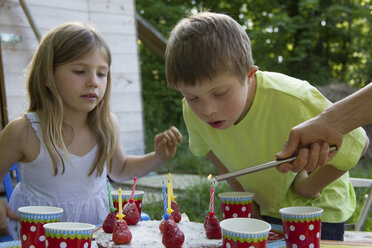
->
[182,98,210,156]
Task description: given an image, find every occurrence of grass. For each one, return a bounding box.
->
[144,128,372,231]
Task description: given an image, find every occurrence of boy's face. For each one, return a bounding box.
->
[179,71,256,129]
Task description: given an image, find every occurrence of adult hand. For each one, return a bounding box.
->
[154,126,183,161]
[0,200,19,237]
[276,115,342,173]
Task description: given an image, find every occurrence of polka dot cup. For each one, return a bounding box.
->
[112,190,144,215]
[218,192,254,219]
[43,222,95,248]
[18,206,63,248]
[220,218,271,248]
[279,206,323,248]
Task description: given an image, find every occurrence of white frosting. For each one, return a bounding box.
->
[93,219,222,248]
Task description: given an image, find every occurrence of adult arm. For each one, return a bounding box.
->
[276,82,372,172]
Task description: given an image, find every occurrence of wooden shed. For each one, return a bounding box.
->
[0,0,150,155]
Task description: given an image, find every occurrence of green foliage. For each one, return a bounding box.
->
[137,0,371,87]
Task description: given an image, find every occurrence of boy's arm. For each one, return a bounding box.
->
[206,151,262,219]
[294,137,369,198]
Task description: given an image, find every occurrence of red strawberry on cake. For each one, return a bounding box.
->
[162,218,185,248]
[112,220,132,245]
[123,199,140,225]
[204,212,222,239]
[171,200,182,223]
[159,215,174,233]
[102,212,117,233]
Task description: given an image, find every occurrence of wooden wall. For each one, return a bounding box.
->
[0,0,145,155]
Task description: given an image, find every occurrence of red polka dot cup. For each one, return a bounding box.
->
[220,218,271,248]
[18,206,63,248]
[44,222,95,248]
[279,206,323,248]
[112,190,144,215]
[218,192,254,219]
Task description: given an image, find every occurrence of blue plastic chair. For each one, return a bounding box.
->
[2,163,20,202]
[0,163,20,242]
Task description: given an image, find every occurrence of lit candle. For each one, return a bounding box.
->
[210,183,214,213]
[167,181,174,215]
[116,187,125,221]
[162,182,169,220]
[106,181,116,213]
[207,174,215,213]
[130,177,137,201]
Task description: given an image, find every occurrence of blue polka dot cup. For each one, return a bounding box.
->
[44,222,95,248]
[18,206,63,248]
[279,206,323,248]
[218,192,254,220]
[220,218,271,248]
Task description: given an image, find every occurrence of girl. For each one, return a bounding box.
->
[0,21,182,239]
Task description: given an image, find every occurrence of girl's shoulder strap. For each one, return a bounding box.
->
[25,112,43,142]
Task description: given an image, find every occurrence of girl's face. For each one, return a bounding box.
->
[53,49,109,116]
[178,71,256,129]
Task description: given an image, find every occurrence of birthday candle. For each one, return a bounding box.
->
[210,183,214,213]
[130,177,137,201]
[106,181,116,213]
[168,172,175,201]
[167,181,174,215]
[116,187,125,221]
[162,183,168,219]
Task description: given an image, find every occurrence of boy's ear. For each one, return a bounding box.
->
[247,65,258,79]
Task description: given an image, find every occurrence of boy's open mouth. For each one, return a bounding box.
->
[208,121,223,128]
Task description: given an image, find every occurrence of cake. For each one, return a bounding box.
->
[93,216,222,248]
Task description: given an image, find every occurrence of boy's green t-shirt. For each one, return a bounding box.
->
[183,71,366,223]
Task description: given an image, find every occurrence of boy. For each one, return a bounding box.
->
[165,12,369,240]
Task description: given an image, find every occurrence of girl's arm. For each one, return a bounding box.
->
[108,115,182,182]
[0,117,28,182]
[0,200,19,237]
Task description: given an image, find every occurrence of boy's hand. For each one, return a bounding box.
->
[0,200,19,237]
[292,170,320,199]
[154,126,183,161]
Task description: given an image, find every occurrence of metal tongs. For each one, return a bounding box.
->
[214,145,337,182]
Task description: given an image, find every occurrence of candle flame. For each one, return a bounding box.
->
[207,174,212,180]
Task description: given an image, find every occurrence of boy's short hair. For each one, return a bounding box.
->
[165,12,254,89]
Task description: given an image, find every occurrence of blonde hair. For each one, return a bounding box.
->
[26,21,116,176]
[166,12,254,88]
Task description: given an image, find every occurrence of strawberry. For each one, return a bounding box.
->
[123,200,140,225]
[112,220,132,244]
[204,212,222,239]
[159,215,174,233]
[162,218,185,248]
[102,212,117,233]
[171,201,182,223]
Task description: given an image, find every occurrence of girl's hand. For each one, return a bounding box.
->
[154,126,183,161]
[0,200,19,237]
